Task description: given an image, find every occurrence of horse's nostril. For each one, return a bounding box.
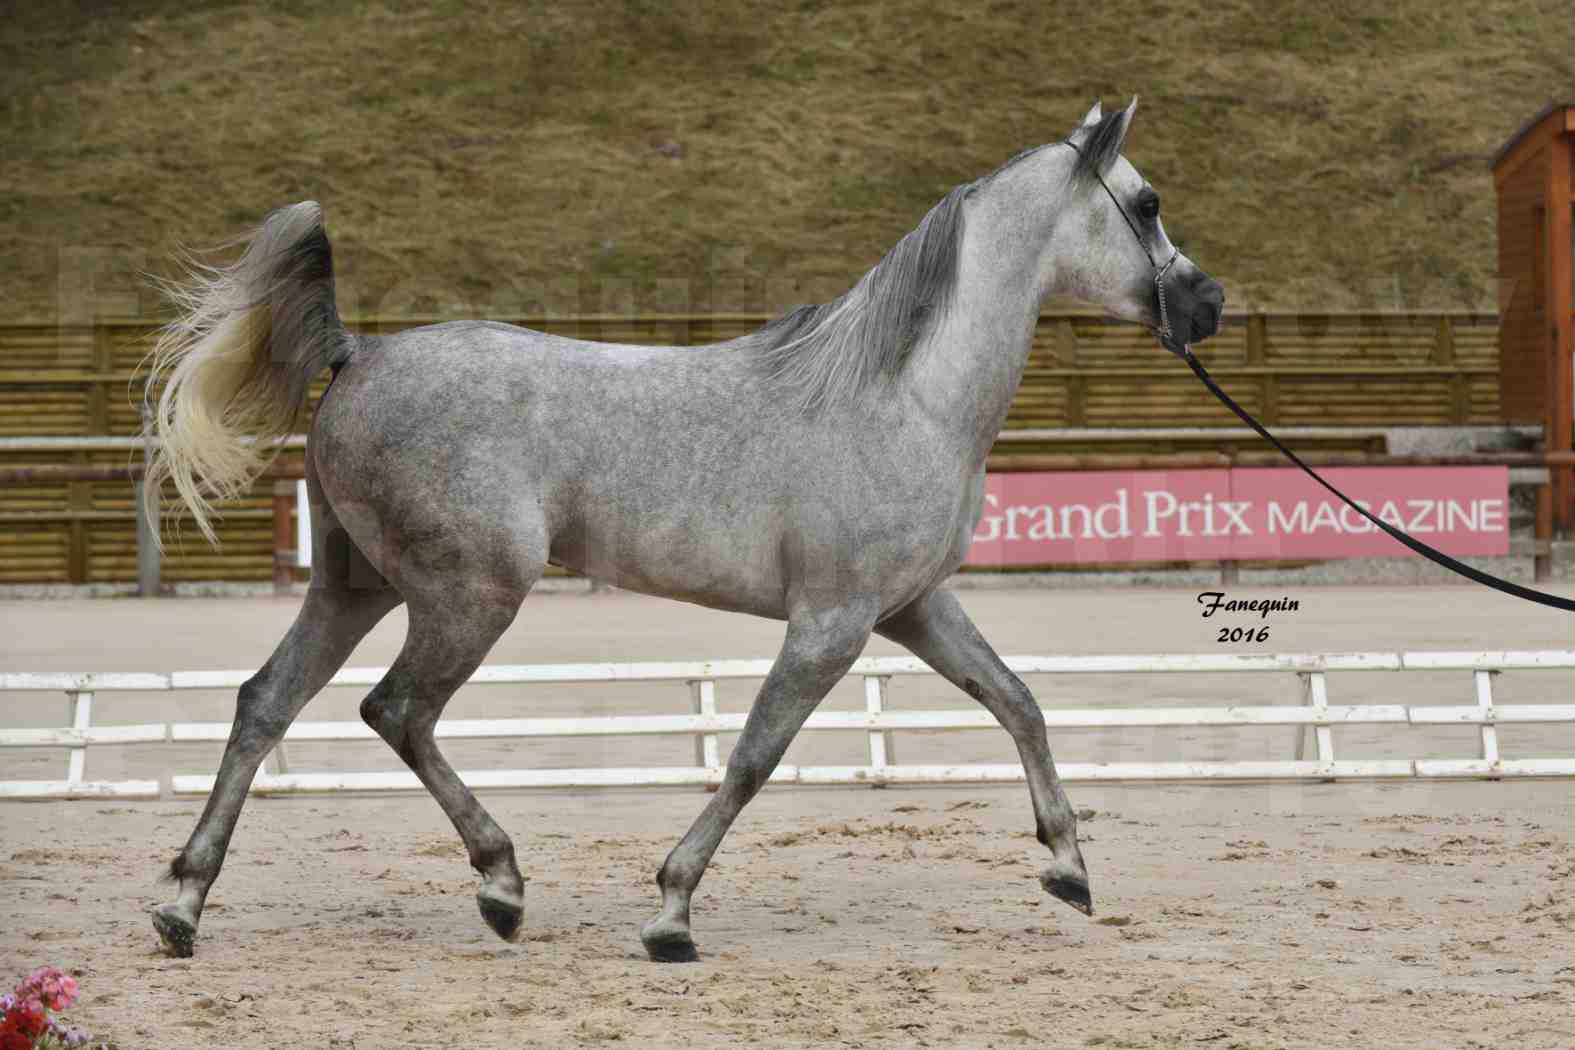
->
[1192,302,1221,341]
[1198,281,1225,311]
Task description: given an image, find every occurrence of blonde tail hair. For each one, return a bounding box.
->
[142,201,352,548]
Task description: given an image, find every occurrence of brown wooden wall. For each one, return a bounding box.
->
[0,311,1501,584]
[1497,151,1548,424]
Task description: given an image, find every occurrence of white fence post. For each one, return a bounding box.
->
[690,679,719,779]
[267,743,291,776]
[864,675,894,782]
[295,478,311,569]
[1307,670,1335,777]
[1475,669,1500,778]
[1294,673,1309,760]
[64,690,92,786]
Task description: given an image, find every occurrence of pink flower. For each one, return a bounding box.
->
[48,976,79,1011]
[15,966,78,1011]
[4,964,93,1047]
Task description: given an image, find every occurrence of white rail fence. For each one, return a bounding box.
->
[4,651,1575,800]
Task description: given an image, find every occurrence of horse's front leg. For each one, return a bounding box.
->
[641,600,878,962]
[877,587,1092,915]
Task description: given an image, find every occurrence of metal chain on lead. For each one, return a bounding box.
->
[1153,252,1178,342]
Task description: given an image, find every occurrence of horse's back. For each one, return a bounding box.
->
[305,320,785,606]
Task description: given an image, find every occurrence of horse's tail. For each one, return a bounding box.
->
[142,201,353,548]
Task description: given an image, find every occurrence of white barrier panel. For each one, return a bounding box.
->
[295,478,311,569]
[3,652,1575,800]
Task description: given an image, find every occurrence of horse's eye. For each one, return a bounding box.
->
[1138,195,1160,221]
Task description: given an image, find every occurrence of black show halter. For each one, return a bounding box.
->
[1064,138,1575,612]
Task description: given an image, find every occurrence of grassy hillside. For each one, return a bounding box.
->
[2,1,1572,323]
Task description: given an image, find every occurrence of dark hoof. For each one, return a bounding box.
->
[643,931,701,963]
[478,893,524,943]
[152,906,196,958]
[1041,870,1094,917]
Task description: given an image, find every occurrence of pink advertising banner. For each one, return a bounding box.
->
[965,467,1509,566]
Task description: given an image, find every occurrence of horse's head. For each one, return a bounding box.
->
[985,98,1225,354]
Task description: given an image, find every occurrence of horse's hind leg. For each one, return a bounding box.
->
[354,525,541,943]
[877,588,1091,916]
[153,497,401,956]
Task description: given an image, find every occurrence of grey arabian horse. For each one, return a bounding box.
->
[145,99,1224,962]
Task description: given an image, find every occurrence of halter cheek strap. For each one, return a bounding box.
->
[1062,138,1181,343]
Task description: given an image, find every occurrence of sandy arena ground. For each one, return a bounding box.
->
[3,584,1575,1048]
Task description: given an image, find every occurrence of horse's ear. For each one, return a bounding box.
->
[1068,96,1137,182]
[1111,96,1137,150]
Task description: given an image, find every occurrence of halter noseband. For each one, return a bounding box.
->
[1062,139,1182,348]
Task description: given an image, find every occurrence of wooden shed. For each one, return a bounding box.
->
[1494,102,1574,524]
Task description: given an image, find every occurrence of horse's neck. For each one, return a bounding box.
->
[906,260,1043,465]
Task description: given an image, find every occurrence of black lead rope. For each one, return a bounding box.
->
[1179,346,1575,612]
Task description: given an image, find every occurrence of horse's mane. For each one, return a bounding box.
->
[733,112,1125,415]
[736,182,973,414]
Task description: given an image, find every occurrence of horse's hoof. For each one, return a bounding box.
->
[152,904,197,958]
[1040,866,1094,917]
[477,890,525,943]
[641,916,700,963]
[643,931,701,963]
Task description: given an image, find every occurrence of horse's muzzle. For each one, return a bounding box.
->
[1186,277,1225,343]
[1157,272,1225,353]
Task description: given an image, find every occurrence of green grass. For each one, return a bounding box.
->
[1,0,1571,322]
